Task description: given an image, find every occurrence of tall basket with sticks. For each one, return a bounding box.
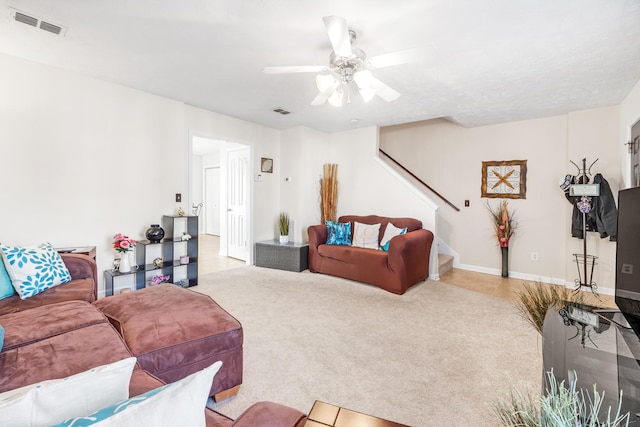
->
[320,163,338,224]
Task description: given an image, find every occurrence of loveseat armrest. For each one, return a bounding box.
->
[232,402,307,427]
[61,253,97,282]
[307,224,328,273]
[61,253,98,295]
[387,229,434,284]
[307,224,327,249]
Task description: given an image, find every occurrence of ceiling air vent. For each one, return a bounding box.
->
[273,108,291,115]
[39,21,63,35]
[9,7,67,36]
[14,11,37,27]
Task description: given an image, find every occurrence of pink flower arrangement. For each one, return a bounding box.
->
[486,200,517,248]
[113,233,137,253]
[149,275,171,286]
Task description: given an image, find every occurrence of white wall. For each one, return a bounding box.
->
[0,53,185,294]
[380,107,621,291]
[0,53,284,295]
[280,126,331,243]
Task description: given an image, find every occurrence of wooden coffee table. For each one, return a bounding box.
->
[305,401,410,427]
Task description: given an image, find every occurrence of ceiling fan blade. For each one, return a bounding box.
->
[263,65,326,74]
[370,77,400,102]
[368,48,426,69]
[311,81,340,106]
[322,15,352,57]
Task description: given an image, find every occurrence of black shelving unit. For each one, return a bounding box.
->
[103,215,198,296]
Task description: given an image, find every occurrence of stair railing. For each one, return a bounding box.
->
[379,148,460,212]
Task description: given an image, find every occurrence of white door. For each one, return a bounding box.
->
[204,167,221,235]
[227,147,249,260]
[631,119,640,187]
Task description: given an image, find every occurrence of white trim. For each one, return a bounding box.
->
[456,263,615,296]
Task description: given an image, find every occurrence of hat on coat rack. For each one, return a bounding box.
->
[559,174,573,192]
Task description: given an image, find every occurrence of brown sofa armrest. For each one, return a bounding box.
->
[232,402,307,427]
[61,253,98,295]
[307,224,327,249]
[387,229,434,279]
[307,224,328,273]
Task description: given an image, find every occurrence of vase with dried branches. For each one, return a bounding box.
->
[320,163,338,224]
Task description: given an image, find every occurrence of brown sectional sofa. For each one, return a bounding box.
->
[0,253,306,426]
[308,215,434,294]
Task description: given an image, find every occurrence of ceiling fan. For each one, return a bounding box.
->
[263,15,419,107]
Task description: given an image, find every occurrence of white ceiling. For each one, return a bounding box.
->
[1,0,639,133]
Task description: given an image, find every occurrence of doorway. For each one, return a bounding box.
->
[204,166,221,236]
[190,135,251,266]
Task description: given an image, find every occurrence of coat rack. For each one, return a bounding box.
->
[569,158,600,294]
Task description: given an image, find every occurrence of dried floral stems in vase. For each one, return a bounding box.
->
[320,163,338,224]
[486,199,517,248]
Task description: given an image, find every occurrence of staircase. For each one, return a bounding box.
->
[438,253,454,277]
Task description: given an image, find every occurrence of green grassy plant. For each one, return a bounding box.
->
[494,372,630,426]
[278,212,289,236]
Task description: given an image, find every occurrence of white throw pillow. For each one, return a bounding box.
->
[0,357,136,427]
[0,242,71,299]
[379,223,408,251]
[351,222,381,249]
[52,361,222,427]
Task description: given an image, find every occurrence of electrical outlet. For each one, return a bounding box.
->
[175,193,181,202]
[531,252,539,261]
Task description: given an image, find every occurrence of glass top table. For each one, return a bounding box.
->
[304,401,409,427]
[543,303,640,423]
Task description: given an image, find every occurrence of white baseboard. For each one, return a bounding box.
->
[457,263,615,296]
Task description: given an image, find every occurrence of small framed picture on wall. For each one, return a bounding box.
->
[261,157,273,173]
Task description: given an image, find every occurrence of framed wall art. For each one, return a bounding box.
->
[261,157,273,173]
[481,160,527,199]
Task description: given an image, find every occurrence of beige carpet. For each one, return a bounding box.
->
[198,266,542,426]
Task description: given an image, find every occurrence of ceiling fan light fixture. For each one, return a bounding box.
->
[353,70,373,89]
[359,86,376,103]
[328,88,343,107]
[316,73,335,93]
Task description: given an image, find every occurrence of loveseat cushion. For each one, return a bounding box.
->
[0,300,107,351]
[318,244,389,267]
[0,278,96,317]
[0,322,134,394]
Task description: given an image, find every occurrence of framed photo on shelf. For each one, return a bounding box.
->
[481,160,527,199]
[261,157,273,173]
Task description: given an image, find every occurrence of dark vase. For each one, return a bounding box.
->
[146,224,165,243]
[501,246,509,278]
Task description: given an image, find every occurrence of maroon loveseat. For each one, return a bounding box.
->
[308,215,434,294]
[0,254,306,426]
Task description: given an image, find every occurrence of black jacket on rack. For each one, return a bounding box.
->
[564,173,617,241]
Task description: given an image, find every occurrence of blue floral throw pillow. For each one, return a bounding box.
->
[326,221,352,246]
[0,242,71,299]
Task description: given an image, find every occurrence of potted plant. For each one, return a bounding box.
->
[279,212,290,245]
